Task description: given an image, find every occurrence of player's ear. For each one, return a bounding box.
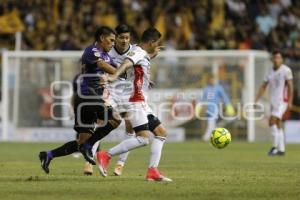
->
[100,35,105,42]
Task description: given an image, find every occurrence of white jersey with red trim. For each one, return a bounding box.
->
[124,45,150,102]
[109,44,133,69]
[264,64,293,105]
[107,44,133,94]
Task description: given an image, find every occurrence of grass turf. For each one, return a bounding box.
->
[0,141,299,200]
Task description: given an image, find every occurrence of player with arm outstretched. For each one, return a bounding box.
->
[94,27,172,182]
[255,51,293,156]
[83,24,136,176]
[38,26,122,173]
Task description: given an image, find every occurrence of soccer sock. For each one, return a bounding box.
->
[270,125,279,148]
[149,136,166,168]
[203,119,216,141]
[49,140,78,158]
[92,141,100,157]
[278,129,285,152]
[117,133,135,166]
[86,123,115,146]
[108,136,149,157]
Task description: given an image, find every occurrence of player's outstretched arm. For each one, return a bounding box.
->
[287,79,294,109]
[97,60,117,74]
[255,82,268,103]
[108,59,133,82]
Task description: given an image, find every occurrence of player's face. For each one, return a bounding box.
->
[116,32,130,50]
[100,33,115,52]
[272,53,283,69]
[149,39,161,53]
[208,77,215,85]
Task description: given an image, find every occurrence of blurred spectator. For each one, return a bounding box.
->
[0,0,300,59]
[256,8,277,36]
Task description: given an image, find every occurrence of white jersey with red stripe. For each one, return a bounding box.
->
[106,45,133,110]
[264,64,293,106]
[124,45,150,102]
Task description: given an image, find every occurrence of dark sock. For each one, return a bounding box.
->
[87,123,115,146]
[50,140,78,158]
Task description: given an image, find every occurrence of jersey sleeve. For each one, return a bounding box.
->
[218,85,231,105]
[285,68,293,80]
[82,48,104,64]
[126,49,144,65]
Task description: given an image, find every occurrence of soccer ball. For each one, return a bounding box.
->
[210,128,231,149]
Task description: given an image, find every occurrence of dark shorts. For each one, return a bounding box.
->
[73,95,114,134]
[147,114,161,132]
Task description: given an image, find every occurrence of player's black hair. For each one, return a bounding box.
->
[272,50,282,56]
[141,27,161,43]
[94,26,115,42]
[115,24,131,35]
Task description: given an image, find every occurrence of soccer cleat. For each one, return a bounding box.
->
[268,147,278,156]
[83,162,93,175]
[113,164,124,176]
[277,151,285,156]
[146,167,172,182]
[96,151,111,177]
[78,144,96,165]
[39,151,52,174]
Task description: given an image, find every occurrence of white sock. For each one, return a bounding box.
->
[278,129,285,152]
[149,136,166,168]
[92,141,100,157]
[203,119,216,141]
[108,136,149,157]
[117,133,135,166]
[270,125,279,148]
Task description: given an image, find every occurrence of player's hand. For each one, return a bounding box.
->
[99,74,108,85]
[225,104,235,116]
[107,74,117,83]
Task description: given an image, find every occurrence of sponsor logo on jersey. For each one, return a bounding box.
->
[94,52,100,57]
[127,51,135,57]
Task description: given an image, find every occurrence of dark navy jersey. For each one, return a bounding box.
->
[72,73,80,93]
[80,43,113,96]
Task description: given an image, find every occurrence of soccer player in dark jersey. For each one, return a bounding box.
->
[38,26,122,173]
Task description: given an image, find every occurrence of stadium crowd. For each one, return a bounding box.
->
[0,0,300,58]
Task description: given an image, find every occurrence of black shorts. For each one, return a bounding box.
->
[147,114,161,132]
[73,95,114,134]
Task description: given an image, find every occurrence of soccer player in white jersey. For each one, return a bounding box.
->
[255,51,293,156]
[83,24,135,175]
[97,27,172,182]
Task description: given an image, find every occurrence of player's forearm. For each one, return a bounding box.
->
[255,83,267,103]
[98,62,117,74]
[255,87,265,103]
[109,60,132,82]
[287,81,294,105]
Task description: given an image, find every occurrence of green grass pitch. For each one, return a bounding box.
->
[0,141,299,200]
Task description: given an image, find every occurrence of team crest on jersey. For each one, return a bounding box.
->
[127,51,135,57]
[94,52,100,57]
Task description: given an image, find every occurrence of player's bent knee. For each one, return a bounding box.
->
[136,136,149,146]
[153,124,167,137]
